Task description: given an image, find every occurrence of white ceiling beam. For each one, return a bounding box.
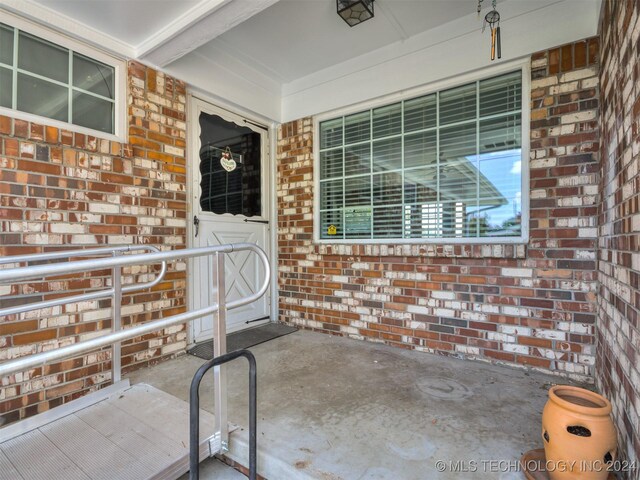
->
[135,0,232,59]
[140,0,281,68]
[0,0,135,58]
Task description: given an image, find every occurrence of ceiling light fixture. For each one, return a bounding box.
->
[337,0,374,27]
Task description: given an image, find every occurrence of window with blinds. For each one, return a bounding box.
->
[318,70,524,242]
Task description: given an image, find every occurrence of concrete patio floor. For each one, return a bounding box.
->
[127,329,582,480]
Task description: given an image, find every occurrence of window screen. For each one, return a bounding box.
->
[0,23,116,134]
[318,70,523,241]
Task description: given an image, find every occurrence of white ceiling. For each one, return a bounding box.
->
[1,0,600,121]
[195,0,479,83]
[32,0,201,46]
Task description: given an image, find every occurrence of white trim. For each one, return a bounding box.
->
[135,0,231,59]
[313,58,531,246]
[0,2,134,59]
[0,10,127,142]
[140,0,280,68]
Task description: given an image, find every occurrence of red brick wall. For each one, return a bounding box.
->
[0,62,187,425]
[597,0,640,466]
[277,38,600,381]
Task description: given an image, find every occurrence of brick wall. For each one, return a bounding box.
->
[0,62,188,425]
[277,38,600,382]
[597,0,640,465]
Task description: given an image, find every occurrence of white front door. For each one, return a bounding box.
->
[189,97,270,341]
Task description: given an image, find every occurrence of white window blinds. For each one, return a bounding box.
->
[318,70,524,241]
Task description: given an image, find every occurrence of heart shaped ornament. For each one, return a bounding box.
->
[220,157,237,172]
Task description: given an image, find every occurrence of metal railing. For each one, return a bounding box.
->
[0,243,270,475]
[0,244,168,382]
[190,349,257,480]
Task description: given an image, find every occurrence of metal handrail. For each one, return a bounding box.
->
[0,245,158,265]
[0,245,168,318]
[190,349,257,480]
[0,243,270,378]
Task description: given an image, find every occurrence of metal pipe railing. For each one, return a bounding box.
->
[190,349,257,480]
[0,245,155,265]
[0,243,270,378]
[0,245,168,318]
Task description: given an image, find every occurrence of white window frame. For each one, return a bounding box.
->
[313,58,531,245]
[0,11,127,142]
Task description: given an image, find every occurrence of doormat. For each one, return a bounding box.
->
[188,323,298,360]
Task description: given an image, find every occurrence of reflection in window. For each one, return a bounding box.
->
[318,70,523,241]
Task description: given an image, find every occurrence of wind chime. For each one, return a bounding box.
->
[477,0,501,61]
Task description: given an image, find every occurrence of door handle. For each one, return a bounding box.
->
[194,215,200,237]
[243,218,269,225]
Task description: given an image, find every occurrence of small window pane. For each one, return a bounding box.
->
[345,207,371,238]
[372,103,401,138]
[404,167,437,204]
[373,172,402,205]
[374,206,403,238]
[345,176,370,207]
[73,91,113,133]
[73,53,114,99]
[17,73,68,122]
[373,137,401,172]
[344,111,370,144]
[320,210,343,239]
[404,131,436,168]
[441,201,473,238]
[440,83,476,126]
[0,23,13,66]
[18,31,69,83]
[404,203,443,238]
[440,123,476,162]
[478,153,522,238]
[320,179,343,210]
[404,94,436,132]
[0,67,11,108]
[480,71,521,117]
[320,148,343,179]
[345,144,370,177]
[439,160,478,205]
[320,118,343,149]
[480,115,521,154]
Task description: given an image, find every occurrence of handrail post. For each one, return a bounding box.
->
[212,252,229,452]
[112,255,122,383]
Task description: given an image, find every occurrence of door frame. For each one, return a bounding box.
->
[186,93,278,346]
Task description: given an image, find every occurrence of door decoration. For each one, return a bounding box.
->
[477,0,501,61]
[220,146,237,172]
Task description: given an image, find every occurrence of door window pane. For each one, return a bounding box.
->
[198,112,262,217]
[17,73,68,122]
[73,52,114,99]
[18,31,68,83]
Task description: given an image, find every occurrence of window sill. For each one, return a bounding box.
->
[0,107,126,144]
[312,239,527,259]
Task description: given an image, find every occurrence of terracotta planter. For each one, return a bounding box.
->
[542,385,617,480]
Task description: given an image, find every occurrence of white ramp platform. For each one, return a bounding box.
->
[0,382,218,480]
